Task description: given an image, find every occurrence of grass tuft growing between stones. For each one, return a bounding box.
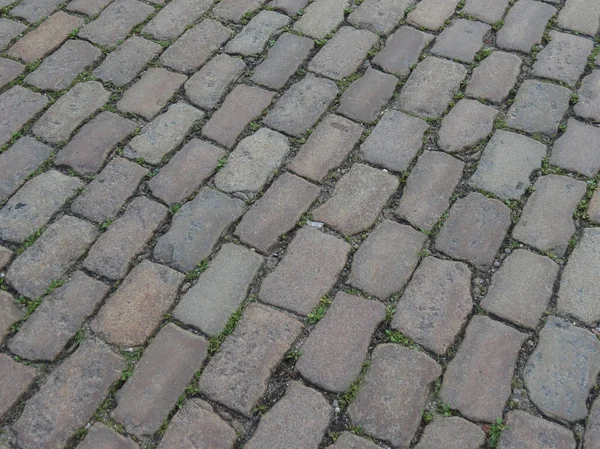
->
[208,305,244,355]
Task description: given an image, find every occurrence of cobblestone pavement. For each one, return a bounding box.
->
[1,0,600,448]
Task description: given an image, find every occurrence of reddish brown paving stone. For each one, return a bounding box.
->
[349,220,426,300]
[288,114,363,182]
[0,354,36,420]
[6,215,98,299]
[55,111,137,176]
[0,245,13,270]
[259,227,350,315]
[348,344,442,447]
[498,410,576,449]
[116,68,187,120]
[435,192,511,269]
[153,187,246,272]
[292,0,348,39]
[78,423,139,449]
[142,0,213,41]
[0,170,83,244]
[0,86,48,147]
[90,260,184,346]
[296,292,386,392]
[414,417,486,449]
[8,271,109,361]
[439,316,527,422]
[7,12,83,63]
[373,26,434,78]
[392,257,472,355]
[13,340,123,449]
[83,197,168,280]
[202,85,275,149]
[0,291,23,343]
[113,324,208,438]
[312,164,399,236]
[213,0,266,22]
[199,304,303,416]
[70,157,148,224]
[0,137,53,203]
[234,172,320,253]
[157,399,237,449]
[148,139,225,206]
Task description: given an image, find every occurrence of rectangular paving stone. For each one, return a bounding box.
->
[6,215,98,299]
[395,150,464,231]
[8,271,109,361]
[174,243,263,336]
[250,32,314,90]
[574,70,600,122]
[506,80,570,135]
[0,354,36,421]
[117,68,187,120]
[66,0,114,16]
[234,172,320,253]
[270,0,309,15]
[9,0,64,23]
[263,74,339,137]
[292,0,348,39]
[348,344,442,447]
[199,303,303,416]
[225,10,290,56]
[91,260,184,346]
[558,228,600,325]
[93,36,163,87]
[532,31,592,87]
[0,57,24,88]
[160,19,232,73]
[259,227,350,315]
[392,257,472,355]
[558,0,600,36]
[499,410,577,449]
[513,175,586,256]
[462,0,510,24]
[214,127,289,197]
[469,130,546,200]
[438,99,498,153]
[71,157,148,223]
[309,26,378,80]
[201,85,275,148]
[349,220,426,300]
[125,103,204,165]
[348,0,413,35]
[33,81,109,143]
[84,197,167,280]
[213,0,265,22]
[551,118,600,177]
[0,291,22,343]
[288,114,363,182]
[482,249,558,329]
[0,245,13,270]
[114,324,208,438]
[55,111,137,176]
[313,164,398,236]
[149,139,225,206]
[142,0,213,41]
[0,86,48,147]
[79,0,154,48]
[465,51,522,104]
[440,316,527,422]
[0,137,52,203]
[407,0,460,30]
[12,340,123,449]
[157,399,237,449]
[245,382,332,449]
[396,56,467,118]
[436,192,511,268]
[24,39,102,91]
[185,54,246,110]
[337,68,397,123]
[0,170,83,244]
[7,12,83,63]
[78,423,139,449]
[297,292,385,392]
[0,18,27,50]
[431,19,490,64]
[373,26,434,78]
[496,0,556,53]
[356,115,424,170]
[153,187,246,272]
[416,418,486,449]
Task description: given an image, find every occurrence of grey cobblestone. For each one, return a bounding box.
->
[438,99,498,153]
[431,19,490,64]
[466,52,522,104]
[78,423,139,449]
[0,19,27,50]
[496,0,556,54]
[407,0,460,30]
[0,354,36,420]
[225,10,290,56]
[142,0,213,41]
[293,0,348,38]
[337,68,397,123]
[462,0,510,24]
[499,410,576,449]
[0,292,22,343]
[347,0,414,35]
[0,86,48,147]
[9,0,64,23]
[373,26,434,78]
[550,118,600,177]
[0,57,23,89]
[574,70,600,122]
[557,0,600,36]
